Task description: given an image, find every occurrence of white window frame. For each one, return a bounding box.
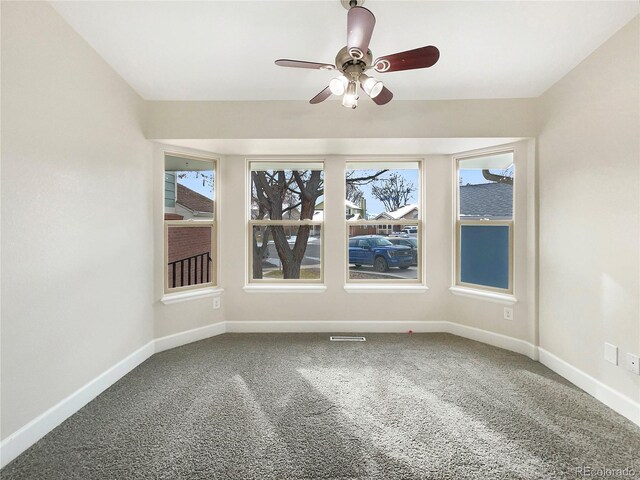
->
[246,159,325,285]
[163,152,217,295]
[345,159,424,285]
[453,149,515,295]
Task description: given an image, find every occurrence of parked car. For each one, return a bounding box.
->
[386,237,418,266]
[399,227,418,237]
[348,235,413,272]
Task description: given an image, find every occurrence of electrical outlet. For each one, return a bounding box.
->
[503,307,513,321]
[626,353,640,375]
[604,343,618,365]
[213,297,221,309]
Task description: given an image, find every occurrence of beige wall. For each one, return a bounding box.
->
[1,2,154,439]
[538,17,640,401]
[153,144,225,337]
[3,0,638,455]
[153,141,534,348]
[221,154,452,323]
[145,98,538,141]
[448,140,536,344]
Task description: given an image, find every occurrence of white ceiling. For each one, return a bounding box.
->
[157,138,523,156]
[51,1,638,101]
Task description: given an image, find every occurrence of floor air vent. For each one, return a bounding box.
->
[330,336,366,342]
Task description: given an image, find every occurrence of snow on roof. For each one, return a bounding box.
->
[374,203,418,220]
[345,199,360,210]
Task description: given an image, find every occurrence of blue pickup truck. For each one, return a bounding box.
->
[348,235,413,272]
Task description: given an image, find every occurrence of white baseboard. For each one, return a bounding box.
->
[224,320,449,334]
[224,320,538,360]
[4,321,637,470]
[0,340,155,469]
[154,322,226,353]
[0,321,226,469]
[538,348,640,428]
[447,322,538,359]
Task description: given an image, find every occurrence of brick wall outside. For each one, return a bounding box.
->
[167,226,212,288]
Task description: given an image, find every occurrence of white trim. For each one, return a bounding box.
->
[242,285,327,294]
[449,286,518,305]
[223,321,536,360]
[161,287,224,305]
[225,320,448,333]
[154,322,226,353]
[538,348,640,427]
[344,285,429,294]
[0,341,155,469]
[447,322,537,359]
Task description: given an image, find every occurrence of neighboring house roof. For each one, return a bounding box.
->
[177,183,213,213]
[313,210,323,221]
[345,199,360,210]
[460,182,513,217]
[316,199,362,211]
[374,203,419,220]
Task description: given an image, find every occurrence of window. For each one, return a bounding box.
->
[249,161,324,283]
[345,161,422,283]
[164,153,216,293]
[455,151,514,292]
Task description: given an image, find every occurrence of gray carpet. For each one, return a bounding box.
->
[3,333,639,479]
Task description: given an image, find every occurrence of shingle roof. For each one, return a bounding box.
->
[459,183,512,218]
[177,183,213,213]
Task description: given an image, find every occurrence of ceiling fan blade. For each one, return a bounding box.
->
[309,86,332,104]
[372,86,393,105]
[347,6,375,60]
[275,59,335,70]
[374,46,440,73]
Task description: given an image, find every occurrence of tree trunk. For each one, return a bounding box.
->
[251,226,271,279]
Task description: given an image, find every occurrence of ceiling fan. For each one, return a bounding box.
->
[275,0,440,109]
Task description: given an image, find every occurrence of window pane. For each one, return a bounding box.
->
[165,154,214,219]
[251,225,322,280]
[250,168,324,220]
[460,225,509,289]
[458,152,513,220]
[167,226,213,289]
[348,227,418,281]
[345,162,419,221]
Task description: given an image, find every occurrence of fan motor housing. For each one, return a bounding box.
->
[335,46,372,73]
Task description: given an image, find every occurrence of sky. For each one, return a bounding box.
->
[347,169,419,217]
[174,167,511,215]
[176,170,214,198]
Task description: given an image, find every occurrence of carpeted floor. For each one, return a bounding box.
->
[3,333,639,479]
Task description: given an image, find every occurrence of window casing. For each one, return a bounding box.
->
[164,153,217,294]
[345,160,423,284]
[454,151,514,293]
[248,161,324,284]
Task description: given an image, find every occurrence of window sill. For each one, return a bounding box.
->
[243,285,327,294]
[161,287,224,305]
[449,286,517,305]
[344,285,429,294]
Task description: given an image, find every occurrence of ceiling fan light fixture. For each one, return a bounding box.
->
[329,75,349,95]
[342,81,359,109]
[360,73,383,98]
